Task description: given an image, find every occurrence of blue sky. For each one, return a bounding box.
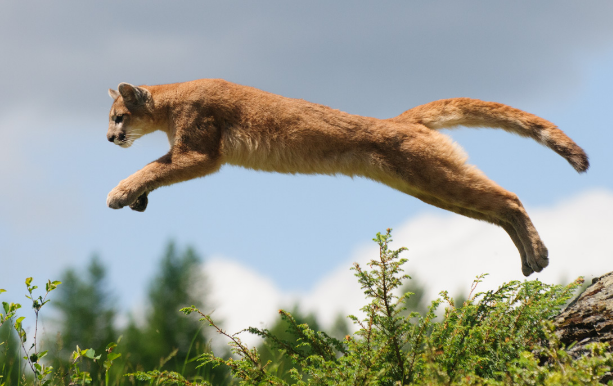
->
[1,2,612,324]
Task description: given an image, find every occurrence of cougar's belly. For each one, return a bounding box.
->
[221,128,379,177]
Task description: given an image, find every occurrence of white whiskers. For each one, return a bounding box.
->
[122,129,143,148]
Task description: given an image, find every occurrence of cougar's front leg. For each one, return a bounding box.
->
[107,149,221,211]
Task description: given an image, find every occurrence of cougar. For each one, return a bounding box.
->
[106,79,588,276]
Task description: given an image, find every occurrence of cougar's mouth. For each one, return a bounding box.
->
[118,140,133,148]
[107,132,133,147]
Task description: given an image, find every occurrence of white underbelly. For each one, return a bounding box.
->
[223,135,369,177]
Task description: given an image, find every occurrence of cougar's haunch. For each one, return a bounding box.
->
[106,79,589,276]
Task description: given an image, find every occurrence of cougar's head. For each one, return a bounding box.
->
[107,83,154,148]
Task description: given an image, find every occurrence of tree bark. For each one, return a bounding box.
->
[553,271,613,381]
[554,271,613,354]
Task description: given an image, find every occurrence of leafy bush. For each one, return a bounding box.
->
[176,229,612,385]
[2,230,612,385]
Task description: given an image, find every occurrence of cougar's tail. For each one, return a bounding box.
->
[390,98,589,172]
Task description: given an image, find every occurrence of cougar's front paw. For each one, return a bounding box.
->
[106,184,142,209]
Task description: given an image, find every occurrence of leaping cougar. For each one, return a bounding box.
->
[106,79,589,276]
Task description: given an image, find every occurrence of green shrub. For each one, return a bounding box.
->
[2,230,612,385]
[175,229,612,385]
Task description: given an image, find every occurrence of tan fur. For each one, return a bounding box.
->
[106,79,589,276]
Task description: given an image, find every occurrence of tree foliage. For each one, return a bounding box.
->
[0,318,22,385]
[256,306,322,383]
[50,255,117,380]
[120,242,228,384]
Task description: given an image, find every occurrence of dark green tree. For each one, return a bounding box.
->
[49,255,118,382]
[329,313,351,341]
[400,277,429,318]
[122,242,229,384]
[256,306,321,383]
[0,320,22,385]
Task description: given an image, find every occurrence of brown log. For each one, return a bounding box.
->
[554,271,613,356]
[553,271,613,383]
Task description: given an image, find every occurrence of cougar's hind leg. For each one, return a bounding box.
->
[499,222,534,276]
[411,192,532,276]
[407,163,548,275]
[376,128,547,274]
[501,198,548,274]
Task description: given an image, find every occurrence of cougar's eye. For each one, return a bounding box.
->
[114,115,124,124]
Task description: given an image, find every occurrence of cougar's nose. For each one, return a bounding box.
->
[107,134,116,142]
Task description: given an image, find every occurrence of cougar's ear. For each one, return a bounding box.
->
[108,88,121,100]
[118,83,151,105]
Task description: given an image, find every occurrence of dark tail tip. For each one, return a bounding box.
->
[570,151,590,173]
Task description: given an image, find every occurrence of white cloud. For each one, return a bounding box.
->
[202,189,613,347]
[202,259,298,346]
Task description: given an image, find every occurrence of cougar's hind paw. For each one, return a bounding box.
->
[129,192,148,212]
[521,263,534,277]
[524,243,549,276]
[533,244,549,272]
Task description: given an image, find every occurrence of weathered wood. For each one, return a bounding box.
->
[554,271,613,356]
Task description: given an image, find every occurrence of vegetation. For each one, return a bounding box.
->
[48,256,117,382]
[119,242,226,383]
[1,230,611,385]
